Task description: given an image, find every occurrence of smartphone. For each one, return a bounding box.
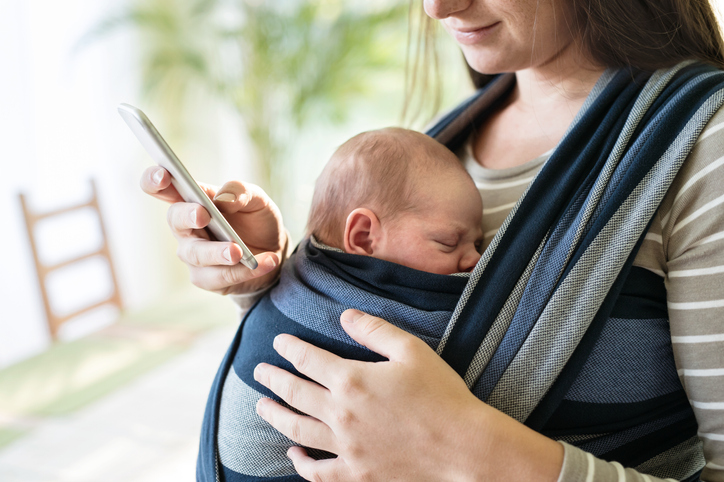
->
[117,103,259,270]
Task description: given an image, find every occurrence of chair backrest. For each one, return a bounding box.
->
[18,179,122,339]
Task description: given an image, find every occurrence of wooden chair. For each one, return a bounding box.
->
[19,179,123,339]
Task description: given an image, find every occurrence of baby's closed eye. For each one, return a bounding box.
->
[434,239,459,252]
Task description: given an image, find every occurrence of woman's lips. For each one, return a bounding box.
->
[449,22,501,45]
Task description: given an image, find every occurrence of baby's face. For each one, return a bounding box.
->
[376,171,484,275]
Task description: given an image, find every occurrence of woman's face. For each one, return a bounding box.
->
[424,0,575,74]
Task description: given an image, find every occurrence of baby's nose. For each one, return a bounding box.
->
[459,249,482,273]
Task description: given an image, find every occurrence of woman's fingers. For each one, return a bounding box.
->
[176,237,239,267]
[288,447,350,482]
[340,309,425,361]
[166,201,212,237]
[212,180,274,214]
[139,167,183,203]
[186,251,279,293]
[271,335,349,389]
[254,361,331,417]
[256,398,337,453]
[204,180,286,254]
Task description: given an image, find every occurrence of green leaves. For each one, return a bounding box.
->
[86,0,409,197]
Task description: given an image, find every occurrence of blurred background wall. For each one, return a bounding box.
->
[0,0,470,368]
[0,0,156,366]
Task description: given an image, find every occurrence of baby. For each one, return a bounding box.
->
[203,128,484,482]
[308,127,483,275]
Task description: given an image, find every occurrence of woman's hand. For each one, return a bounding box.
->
[254,309,481,481]
[253,310,564,482]
[140,166,287,295]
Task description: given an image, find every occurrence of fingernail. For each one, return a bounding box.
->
[189,210,197,227]
[256,399,265,416]
[214,192,236,202]
[253,364,262,381]
[342,310,363,324]
[152,169,164,185]
[222,247,231,263]
[264,256,277,269]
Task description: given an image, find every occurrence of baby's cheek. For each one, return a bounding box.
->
[429,254,461,275]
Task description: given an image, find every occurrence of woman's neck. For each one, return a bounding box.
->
[471,47,606,171]
[512,45,606,115]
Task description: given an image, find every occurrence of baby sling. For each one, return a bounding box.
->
[197,62,724,482]
[212,237,471,481]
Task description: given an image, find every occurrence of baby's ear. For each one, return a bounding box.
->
[344,208,381,256]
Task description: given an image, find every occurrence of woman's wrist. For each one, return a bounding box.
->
[483,406,563,482]
[444,400,563,482]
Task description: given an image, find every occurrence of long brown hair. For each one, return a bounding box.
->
[402,2,443,125]
[406,0,724,100]
[567,0,724,74]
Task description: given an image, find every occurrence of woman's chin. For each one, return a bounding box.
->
[457,47,520,75]
[463,56,516,76]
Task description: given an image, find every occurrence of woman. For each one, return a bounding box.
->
[142,0,724,480]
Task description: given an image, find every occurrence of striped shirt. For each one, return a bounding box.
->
[463,106,724,482]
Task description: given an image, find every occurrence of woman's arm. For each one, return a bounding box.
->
[140,166,287,295]
[254,309,564,482]
[654,107,724,482]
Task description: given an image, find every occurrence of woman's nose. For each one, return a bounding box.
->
[423,0,472,20]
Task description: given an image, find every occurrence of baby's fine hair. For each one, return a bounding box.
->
[307,127,466,248]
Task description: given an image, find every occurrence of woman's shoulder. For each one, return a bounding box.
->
[656,103,724,259]
[635,102,724,274]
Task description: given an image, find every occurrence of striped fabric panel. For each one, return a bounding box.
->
[560,316,680,404]
[218,367,298,478]
[461,94,724,482]
[634,437,706,481]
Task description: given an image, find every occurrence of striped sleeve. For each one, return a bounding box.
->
[658,105,724,482]
[558,442,678,482]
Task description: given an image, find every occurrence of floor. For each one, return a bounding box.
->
[0,291,239,482]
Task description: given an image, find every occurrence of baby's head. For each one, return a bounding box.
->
[307,127,483,275]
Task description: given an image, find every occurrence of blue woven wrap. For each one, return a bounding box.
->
[198,63,724,482]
